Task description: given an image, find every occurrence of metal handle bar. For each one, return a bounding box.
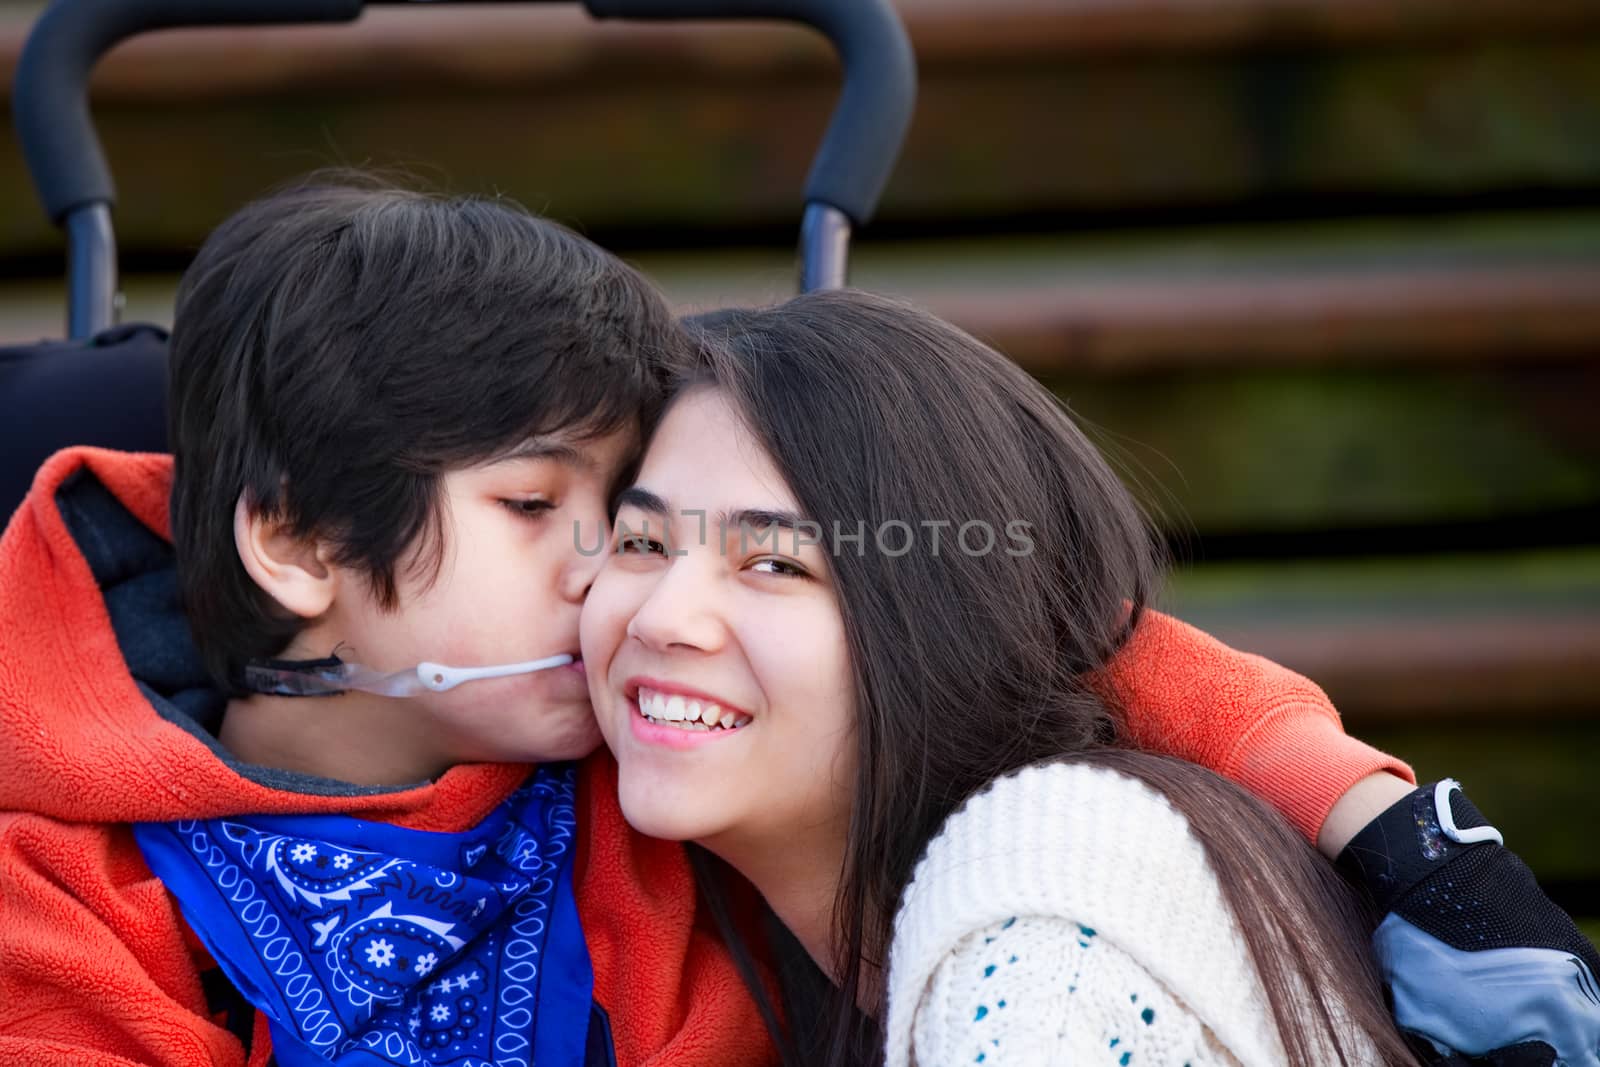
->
[14,0,915,337]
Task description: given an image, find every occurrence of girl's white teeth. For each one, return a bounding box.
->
[637,688,751,732]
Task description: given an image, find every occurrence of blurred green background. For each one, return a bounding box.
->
[1,0,1595,934]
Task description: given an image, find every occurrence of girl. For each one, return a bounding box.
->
[579,289,1420,1065]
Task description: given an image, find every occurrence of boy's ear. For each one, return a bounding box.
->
[233,494,337,619]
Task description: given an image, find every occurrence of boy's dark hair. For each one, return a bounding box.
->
[168,173,677,688]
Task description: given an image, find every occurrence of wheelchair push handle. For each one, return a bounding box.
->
[15,0,366,230]
[584,0,916,235]
[14,0,368,339]
[14,0,916,338]
[581,0,916,291]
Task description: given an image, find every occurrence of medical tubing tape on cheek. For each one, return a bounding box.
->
[237,654,574,698]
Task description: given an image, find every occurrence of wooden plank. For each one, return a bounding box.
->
[648,214,1600,372]
[5,223,1598,535]
[4,5,1600,255]
[1167,550,1600,722]
[1057,362,1600,531]
[13,212,1600,369]
[5,1,1600,96]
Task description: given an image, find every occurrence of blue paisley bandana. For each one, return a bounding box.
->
[133,765,593,1067]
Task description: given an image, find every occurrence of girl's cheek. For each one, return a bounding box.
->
[580,583,627,661]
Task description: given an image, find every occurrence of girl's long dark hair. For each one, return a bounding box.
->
[677,290,1418,1067]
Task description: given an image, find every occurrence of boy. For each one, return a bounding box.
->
[0,177,1590,1066]
[0,179,767,1067]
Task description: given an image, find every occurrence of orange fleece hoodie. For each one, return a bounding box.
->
[0,449,1410,1066]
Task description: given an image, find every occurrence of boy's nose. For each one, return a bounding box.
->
[559,516,610,603]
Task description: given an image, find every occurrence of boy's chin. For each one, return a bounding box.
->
[534,735,605,763]
[509,717,605,765]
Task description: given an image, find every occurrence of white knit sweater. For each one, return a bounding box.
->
[884,762,1379,1067]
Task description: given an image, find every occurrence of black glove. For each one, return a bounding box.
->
[1338,780,1600,1066]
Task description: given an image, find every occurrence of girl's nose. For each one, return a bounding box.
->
[624,551,727,654]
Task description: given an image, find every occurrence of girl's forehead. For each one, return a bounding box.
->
[640,392,796,507]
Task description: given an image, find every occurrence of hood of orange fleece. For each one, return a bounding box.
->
[0,447,524,828]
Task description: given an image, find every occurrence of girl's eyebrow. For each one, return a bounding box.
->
[725,508,809,534]
[617,488,813,538]
[617,486,670,515]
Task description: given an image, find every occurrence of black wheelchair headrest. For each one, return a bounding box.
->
[0,323,169,523]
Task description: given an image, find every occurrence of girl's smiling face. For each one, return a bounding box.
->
[579,387,856,854]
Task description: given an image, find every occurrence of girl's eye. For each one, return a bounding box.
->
[501,498,555,520]
[749,557,807,578]
[615,533,667,556]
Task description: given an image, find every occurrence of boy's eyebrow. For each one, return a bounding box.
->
[493,436,597,471]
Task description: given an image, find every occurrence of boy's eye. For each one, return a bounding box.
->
[749,557,808,578]
[501,498,555,520]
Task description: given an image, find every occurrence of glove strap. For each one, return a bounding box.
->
[1432,779,1504,847]
[1336,778,1503,914]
